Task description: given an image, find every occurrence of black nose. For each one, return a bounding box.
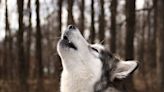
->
[68,25,76,29]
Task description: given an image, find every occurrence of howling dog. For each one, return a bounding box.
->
[57,25,138,92]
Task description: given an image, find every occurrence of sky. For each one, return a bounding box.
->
[0,0,144,41]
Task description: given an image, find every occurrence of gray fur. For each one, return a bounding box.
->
[94,50,126,92]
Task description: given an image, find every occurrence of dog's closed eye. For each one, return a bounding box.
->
[91,47,99,53]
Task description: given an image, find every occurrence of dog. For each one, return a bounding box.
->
[57,25,138,92]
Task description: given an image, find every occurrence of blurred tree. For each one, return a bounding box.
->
[0,50,2,79]
[17,0,28,92]
[142,1,152,91]
[79,0,85,35]
[35,0,44,91]
[98,0,105,44]
[1,0,12,82]
[26,0,31,71]
[153,0,157,64]
[125,0,136,92]
[3,0,10,80]
[5,0,13,80]
[67,0,75,25]
[153,2,158,91]
[52,0,64,91]
[56,0,63,69]
[57,0,63,33]
[110,0,117,53]
[138,16,149,91]
[156,0,164,91]
[24,0,31,91]
[146,0,157,91]
[89,0,95,43]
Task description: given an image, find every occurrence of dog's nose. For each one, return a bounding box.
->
[68,25,76,30]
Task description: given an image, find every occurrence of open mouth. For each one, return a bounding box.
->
[61,35,77,50]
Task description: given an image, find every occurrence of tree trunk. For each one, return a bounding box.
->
[152,0,157,91]
[5,0,14,80]
[35,0,43,91]
[25,0,31,91]
[125,0,136,91]
[145,1,157,91]
[4,0,10,80]
[0,52,1,79]
[53,0,63,91]
[89,0,95,44]
[110,0,117,53]
[56,0,63,70]
[98,0,105,44]
[57,0,63,34]
[67,0,75,25]
[17,0,28,92]
[26,0,31,72]
[156,0,164,91]
[79,0,85,35]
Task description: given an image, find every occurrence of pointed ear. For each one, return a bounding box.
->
[111,60,138,81]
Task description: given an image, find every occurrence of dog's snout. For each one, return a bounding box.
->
[68,25,76,30]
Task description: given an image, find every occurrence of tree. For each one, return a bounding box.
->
[98,0,105,44]
[35,0,43,78]
[125,0,136,91]
[89,0,95,44]
[153,2,158,90]
[53,0,63,91]
[146,1,157,91]
[24,2,32,90]
[67,0,75,25]
[5,0,14,80]
[57,0,63,33]
[0,49,2,79]
[17,0,28,92]
[3,0,10,80]
[4,0,9,79]
[35,0,43,91]
[26,0,32,68]
[24,0,31,91]
[156,0,164,91]
[110,0,117,53]
[79,0,85,35]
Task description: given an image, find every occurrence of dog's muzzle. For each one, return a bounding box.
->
[59,25,77,50]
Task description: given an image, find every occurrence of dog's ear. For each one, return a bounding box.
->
[111,60,138,81]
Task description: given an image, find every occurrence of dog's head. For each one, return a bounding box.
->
[57,25,138,82]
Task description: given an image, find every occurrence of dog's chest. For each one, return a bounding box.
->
[60,68,101,92]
